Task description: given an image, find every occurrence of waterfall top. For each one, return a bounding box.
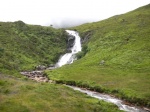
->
[56,30,82,67]
[66,30,81,53]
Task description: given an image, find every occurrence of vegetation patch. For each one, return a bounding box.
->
[0,74,122,112]
[0,4,150,112]
[0,21,67,75]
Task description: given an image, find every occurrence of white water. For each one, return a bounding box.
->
[56,30,81,67]
[68,86,148,112]
[55,31,148,112]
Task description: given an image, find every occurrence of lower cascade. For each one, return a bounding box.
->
[55,30,81,67]
[68,86,148,112]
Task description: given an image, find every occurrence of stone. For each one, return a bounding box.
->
[67,35,75,48]
[20,70,50,83]
[100,60,105,65]
[48,64,55,67]
[66,49,72,53]
[35,65,46,70]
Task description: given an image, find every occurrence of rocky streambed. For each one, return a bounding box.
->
[67,86,150,112]
[20,70,53,83]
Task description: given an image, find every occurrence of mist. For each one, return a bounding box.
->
[46,18,95,28]
[0,0,149,28]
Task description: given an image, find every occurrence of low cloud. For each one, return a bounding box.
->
[0,0,149,28]
[48,18,94,28]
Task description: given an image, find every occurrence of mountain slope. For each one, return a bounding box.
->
[0,21,67,75]
[0,74,122,112]
[47,4,150,107]
[0,21,123,112]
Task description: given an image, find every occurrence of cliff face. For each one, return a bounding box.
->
[67,34,75,52]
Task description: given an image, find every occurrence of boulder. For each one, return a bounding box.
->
[100,60,105,65]
[35,65,46,70]
[20,70,50,83]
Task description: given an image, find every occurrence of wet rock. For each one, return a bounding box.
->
[66,49,72,53]
[144,108,150,112]
[20,70,53,83]
[48,64,55,67]
[67,35,75,48]
[81,31,92,44]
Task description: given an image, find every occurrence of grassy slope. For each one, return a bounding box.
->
[47,4,150,107]
[0,74,122,112]
[0,21,122,111]
[0,21,67,75]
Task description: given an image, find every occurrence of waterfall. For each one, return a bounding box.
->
[56,30,82,67]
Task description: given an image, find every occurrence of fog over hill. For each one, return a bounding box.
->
[0,0,149,28]
[48,18,94,28]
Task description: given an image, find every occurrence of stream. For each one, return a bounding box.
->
[21,30,149,112]
[67,85,148,112]
[55,30,149,112]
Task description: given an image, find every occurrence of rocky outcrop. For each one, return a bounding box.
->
[20,71,54,83]
[81,31,93,44]
[67,34,75,52]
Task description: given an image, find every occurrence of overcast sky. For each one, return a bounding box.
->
[0,0,149,28]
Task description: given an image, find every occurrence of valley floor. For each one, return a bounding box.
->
[0,74,122,112]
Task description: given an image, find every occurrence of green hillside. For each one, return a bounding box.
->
[0,21,122,111]
[0,4,150,112]
[47,4,150,107]
[0,74,122,112]
[0,21,67,75]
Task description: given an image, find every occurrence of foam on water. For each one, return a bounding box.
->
[56,30,81,67]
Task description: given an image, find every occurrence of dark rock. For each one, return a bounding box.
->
[48,64,55,67]
[67,35,75,48]
[66,49,72,53]
[81,31,92,44]
[68,35,75,41]
[20,70,53,83]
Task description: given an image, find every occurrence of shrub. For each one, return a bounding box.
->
[76,45,89,59]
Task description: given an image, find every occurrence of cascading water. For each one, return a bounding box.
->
[68,86,148,112]
[56,30,81,67]
[54,30,149,112]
